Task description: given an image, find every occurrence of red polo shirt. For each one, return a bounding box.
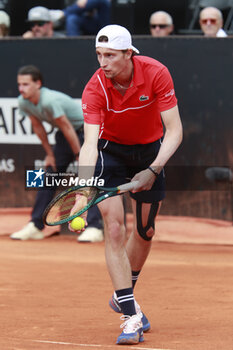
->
[82,55,177,145]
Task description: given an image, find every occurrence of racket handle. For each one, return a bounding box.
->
[118,181,139,193]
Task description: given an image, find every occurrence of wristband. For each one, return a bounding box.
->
[148,166,159,178]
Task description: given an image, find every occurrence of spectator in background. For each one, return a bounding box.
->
[199,7,227,37]
[50,0,111,36]
[23,6,65,38]
[149,11,174,37]
[0,10,10,37]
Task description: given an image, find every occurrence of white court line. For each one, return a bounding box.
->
[33,339,173,350]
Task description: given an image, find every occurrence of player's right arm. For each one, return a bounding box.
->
[68,122,99,232]
[29,115,56,170]
[79,71,104,182]
[78,122,100,182]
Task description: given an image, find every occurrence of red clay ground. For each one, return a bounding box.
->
[0,209,233,350]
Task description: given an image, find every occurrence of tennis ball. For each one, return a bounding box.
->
[70,217,85,231]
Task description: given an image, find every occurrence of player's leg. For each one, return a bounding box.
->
[109,199,161,332]
[109,154,163,328]
[98,195,131,291]
[127,199,161,330]
[98,196,143,344]
[126,199,162,274]
[126,139,165,281]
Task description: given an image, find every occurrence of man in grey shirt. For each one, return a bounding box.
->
[10,65,103,242]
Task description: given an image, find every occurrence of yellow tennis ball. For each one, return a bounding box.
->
[70,217,85,231]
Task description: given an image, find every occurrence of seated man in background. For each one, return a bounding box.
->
[149,11,174,37]
[50,0,111,36]
[0,10,10,37]
[199,7,227,37]
[23,6,65,38]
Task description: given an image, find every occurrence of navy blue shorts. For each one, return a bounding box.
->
[95,139,165,203]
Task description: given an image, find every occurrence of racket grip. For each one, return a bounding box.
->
[118,181,139,192]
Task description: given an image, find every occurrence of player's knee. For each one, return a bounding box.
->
[105,220,125,246]
[145,226,155,239]
[136,201,159,241]
[137,225,154,241]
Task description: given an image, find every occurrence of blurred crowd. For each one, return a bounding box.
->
[0,0,231,39]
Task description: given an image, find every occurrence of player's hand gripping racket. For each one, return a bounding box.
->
[43,181,138,226]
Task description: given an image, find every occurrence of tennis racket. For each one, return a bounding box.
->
[43,181,138,226]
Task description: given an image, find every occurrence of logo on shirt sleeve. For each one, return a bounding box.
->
[165,89,174,98]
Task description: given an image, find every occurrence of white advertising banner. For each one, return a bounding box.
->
[0,98,57,144]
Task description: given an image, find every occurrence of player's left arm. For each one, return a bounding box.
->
[152,105,183,170]
[54,115,81,160]
[132,105,183,191]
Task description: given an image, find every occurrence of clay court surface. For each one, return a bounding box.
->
[1,209,233,350]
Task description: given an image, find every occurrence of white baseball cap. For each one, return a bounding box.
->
[0,10,10,27]
[27,6,51,22]
[95,24,139,54]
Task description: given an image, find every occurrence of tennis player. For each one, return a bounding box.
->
[75,24,183,344]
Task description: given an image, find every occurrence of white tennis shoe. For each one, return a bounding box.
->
[109,292,151,332]
[77,227,104,243]
[116,314,144,344]
[10,222,44,240]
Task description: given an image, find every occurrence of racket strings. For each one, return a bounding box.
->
[46,187,97,224]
